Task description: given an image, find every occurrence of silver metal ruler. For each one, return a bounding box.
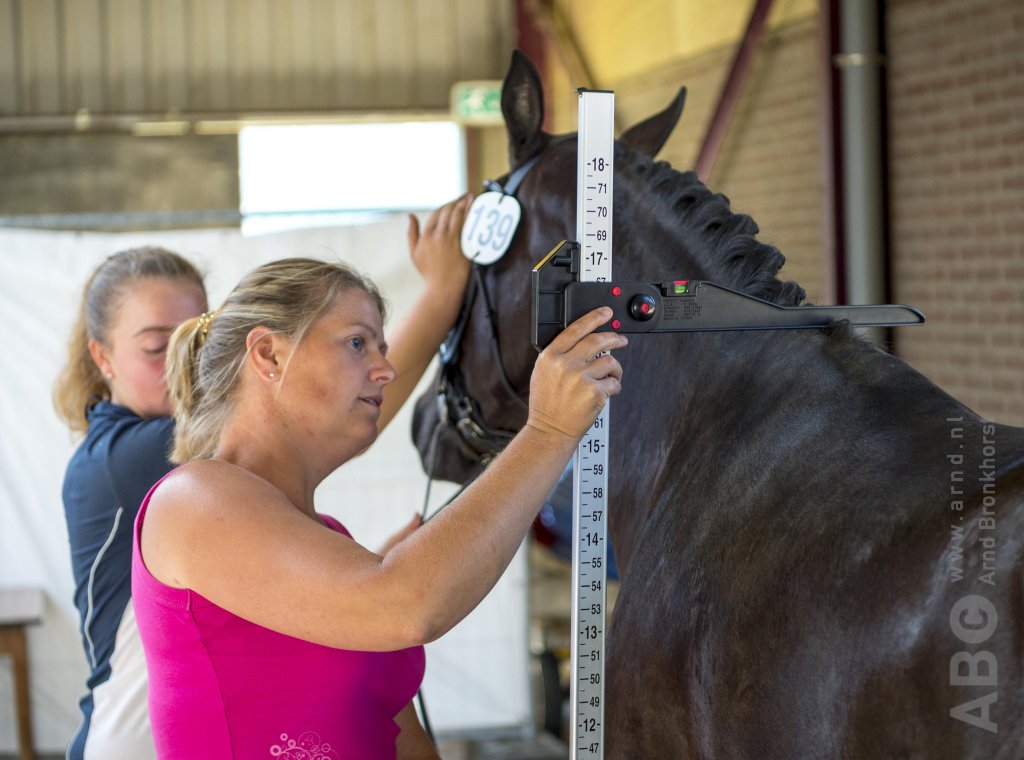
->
[570,87,614,760]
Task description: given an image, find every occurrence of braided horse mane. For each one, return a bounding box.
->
[615,144,809,308]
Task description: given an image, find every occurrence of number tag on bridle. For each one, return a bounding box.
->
[460,191,522,265]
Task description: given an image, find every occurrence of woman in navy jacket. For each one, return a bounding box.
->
[54,247,208,759]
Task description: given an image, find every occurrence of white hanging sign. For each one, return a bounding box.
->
[460,191,521,265]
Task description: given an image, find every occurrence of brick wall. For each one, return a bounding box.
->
[887,0,1024,425]
[576,16,829,301]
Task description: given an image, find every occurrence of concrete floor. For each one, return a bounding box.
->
[437,733,568,760]
[430,542,606,760]
[2,735,569,760]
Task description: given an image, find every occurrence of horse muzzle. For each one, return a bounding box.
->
[411,366,517,486]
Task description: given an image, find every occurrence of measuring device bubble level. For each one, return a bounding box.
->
[569,87,615,760]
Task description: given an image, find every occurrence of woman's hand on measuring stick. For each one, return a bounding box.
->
[406,193,473,300]
[527,307,627,442]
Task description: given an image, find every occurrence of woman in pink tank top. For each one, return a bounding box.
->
[133,197,627,758]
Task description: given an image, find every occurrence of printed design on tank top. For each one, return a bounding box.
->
[269,731,340,759]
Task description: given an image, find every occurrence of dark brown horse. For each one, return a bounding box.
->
[412,52,1024,759]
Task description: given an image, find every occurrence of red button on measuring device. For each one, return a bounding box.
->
[611,319,621,330]
[629,294,657,322]
[611,286,622,296]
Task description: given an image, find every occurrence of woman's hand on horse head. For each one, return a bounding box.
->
[406,193,474,299]
[526,307,627,442]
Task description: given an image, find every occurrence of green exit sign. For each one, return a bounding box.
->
[450,81,503,125]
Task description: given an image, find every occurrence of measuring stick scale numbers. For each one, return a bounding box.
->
[571,87,614,760]
[572,409,609,758]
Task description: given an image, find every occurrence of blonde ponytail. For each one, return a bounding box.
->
[166,311,228,462]
[53,292,109,433]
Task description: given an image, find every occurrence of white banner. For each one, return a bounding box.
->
[0,220,530,753]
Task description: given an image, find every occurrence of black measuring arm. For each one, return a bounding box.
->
[531,240,925,351]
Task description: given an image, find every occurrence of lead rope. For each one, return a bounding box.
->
[415,416,471,752]
[419,424,475,524]
[415,689,435,746]
[414,424,442,749]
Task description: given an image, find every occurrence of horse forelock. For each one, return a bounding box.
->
[615,145,806,308]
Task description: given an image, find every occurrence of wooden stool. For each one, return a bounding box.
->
[0,587,44,760]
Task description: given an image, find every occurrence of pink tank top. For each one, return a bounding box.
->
[131,477,425,759]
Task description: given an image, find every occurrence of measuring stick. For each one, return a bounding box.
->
[571,88,614,760]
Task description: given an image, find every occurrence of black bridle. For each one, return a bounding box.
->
[433,264,526,464]
[425,136,573,476]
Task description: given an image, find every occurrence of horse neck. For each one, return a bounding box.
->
[603,166,808,567]
[591,156,1019,575]
[606,289,986,577]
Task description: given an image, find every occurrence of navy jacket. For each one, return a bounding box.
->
[62,402,174,758]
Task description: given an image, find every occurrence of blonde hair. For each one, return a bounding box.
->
[54,247,206,433]
[166,257,386,463]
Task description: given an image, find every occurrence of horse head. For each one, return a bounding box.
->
[411,50,689,489]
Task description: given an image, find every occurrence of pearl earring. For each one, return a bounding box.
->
[268,372,275,379]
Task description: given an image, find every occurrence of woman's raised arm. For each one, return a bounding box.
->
[140,307,626,652]
[376,194,473,432]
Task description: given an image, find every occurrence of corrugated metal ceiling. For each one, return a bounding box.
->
[0,0,514,119]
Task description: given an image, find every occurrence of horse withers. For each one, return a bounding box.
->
[412,51,1024,759]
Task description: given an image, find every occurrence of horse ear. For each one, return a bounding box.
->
[501,50,546,167]
[619,87,687,158]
